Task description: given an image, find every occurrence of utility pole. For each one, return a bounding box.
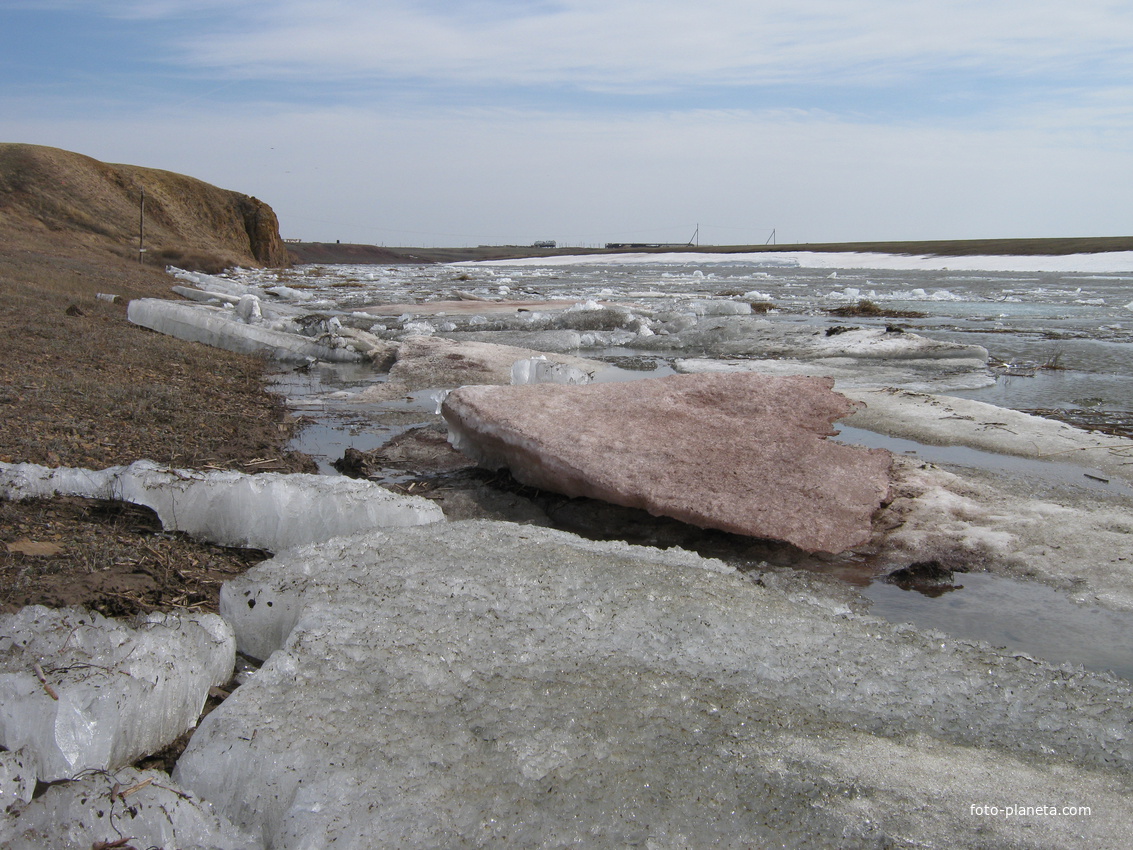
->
[138,188,146,263]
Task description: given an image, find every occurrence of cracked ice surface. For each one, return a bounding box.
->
[0,607,234,782]
[175,521,1133,848]
[0,460,444,552]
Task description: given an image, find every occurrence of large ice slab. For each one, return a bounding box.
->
[442,372,891,553]
[128,298,366,362]
[0,607,234,782]
[0,767,259,850]
[0,460,444,552]
[842,388,1133,485]
[175,521,1133,848]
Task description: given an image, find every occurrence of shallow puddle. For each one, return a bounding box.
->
[865,572,1133,681]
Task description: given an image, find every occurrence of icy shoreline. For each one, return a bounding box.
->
[4,260,1133,846]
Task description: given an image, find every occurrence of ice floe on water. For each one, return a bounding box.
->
[7,253,1133,845]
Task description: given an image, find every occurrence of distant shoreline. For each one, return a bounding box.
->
[287,235,1133,265]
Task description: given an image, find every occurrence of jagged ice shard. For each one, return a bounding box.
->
[442,372,891,553]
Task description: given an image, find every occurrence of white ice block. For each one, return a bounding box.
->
[0,460,445,552]
[175,521,1133,849]
[510,356,592,385]
[0,607,234,782]
[127,298,364,362]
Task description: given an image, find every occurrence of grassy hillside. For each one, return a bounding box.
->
[0,143,289,271]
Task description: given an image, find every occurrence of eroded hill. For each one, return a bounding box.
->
[0,143,289,271]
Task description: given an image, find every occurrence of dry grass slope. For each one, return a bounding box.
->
[0,143,289,271]
[0,144,310,619]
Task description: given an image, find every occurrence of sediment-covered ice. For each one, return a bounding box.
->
[0,767,259,850]
[674,362,1133,485]
[0,460,444,552]
[442,373,891,553]
[0,607,234,782]
[175,521,1133,848]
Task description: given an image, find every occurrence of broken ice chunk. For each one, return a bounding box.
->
[0,607,234,782]
[510,356,592,386]
[0,460,445,552]
[128,298,365,362]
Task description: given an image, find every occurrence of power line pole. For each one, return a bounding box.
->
[138,188,146,263]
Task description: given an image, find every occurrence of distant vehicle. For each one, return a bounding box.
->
[533,240,556,248]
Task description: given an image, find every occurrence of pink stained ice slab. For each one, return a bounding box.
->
[442,372,892,554]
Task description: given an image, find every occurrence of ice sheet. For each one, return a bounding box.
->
[481,250,1133,273]
[176,521,1133,848]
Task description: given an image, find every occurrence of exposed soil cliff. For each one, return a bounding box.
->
[0,143,289,270]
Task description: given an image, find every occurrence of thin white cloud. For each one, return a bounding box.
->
[158,0,1133,92]
[6,0,1131,245]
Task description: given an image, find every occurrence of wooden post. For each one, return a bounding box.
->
[138,188,146,263]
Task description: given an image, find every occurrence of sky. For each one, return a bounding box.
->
[3,0,1132,247]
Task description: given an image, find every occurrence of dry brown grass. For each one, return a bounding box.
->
[0,142,289,271]
[0,225,310,619]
